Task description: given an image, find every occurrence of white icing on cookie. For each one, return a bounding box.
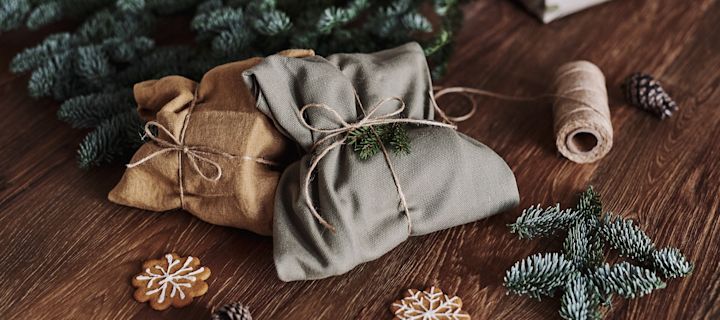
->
[136,254,205,303]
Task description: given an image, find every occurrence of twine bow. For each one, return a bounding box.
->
[127,121,236,181]
[298,93,457,234]
[126,120,280,207]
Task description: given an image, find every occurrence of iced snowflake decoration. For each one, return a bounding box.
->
[132,253,211,310]
[391,287,471,320]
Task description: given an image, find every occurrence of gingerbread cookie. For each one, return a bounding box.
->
[391,287,470,320]
[132,253,211,311]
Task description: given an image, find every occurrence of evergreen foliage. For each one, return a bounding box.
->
[0,0,31,33]
[600,213,655,262]
[560,274,601,320]
[564,219,603,270]
[58,89,135,128]
[650,247,693,279]
[575,185,602,219]
[2,0,464,167]
[77,109,144,168]
[591,262,665,299]
[509,204,579,239]
[504,187,692,320]
[347,123,410,160]
[503,252,576,299]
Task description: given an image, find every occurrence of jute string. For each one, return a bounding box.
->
[126,89,281,208]
[298,92,457,233]
[434,60,612,163]
[301,61,611,232]
[124,60,608,229]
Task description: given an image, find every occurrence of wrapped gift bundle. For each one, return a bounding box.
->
[109,50,314,236]
[243,43,520,281]
[112,43,519,281]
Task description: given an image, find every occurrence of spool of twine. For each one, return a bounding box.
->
[552,61,613,163]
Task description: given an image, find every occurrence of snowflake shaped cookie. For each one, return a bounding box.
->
[132,253,211,310]
[391,287,471,320]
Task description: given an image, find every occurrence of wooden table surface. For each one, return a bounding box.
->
[1,0,718,319]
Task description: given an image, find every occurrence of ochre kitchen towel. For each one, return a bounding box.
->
[109,49,314,236]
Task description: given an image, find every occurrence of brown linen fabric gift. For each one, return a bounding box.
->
[109,49,314,235]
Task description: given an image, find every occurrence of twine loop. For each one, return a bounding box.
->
[127,121,235,182]
[126,116,281,208]
[298,94,457,234]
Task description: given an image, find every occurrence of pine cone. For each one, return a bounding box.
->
[211,302,252,320]
[623,73,678,119]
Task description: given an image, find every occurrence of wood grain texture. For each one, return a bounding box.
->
[1,0,718,319]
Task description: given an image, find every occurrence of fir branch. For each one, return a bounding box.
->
[8,0,465,167]
[600,214,655,262]
[564,219,604,270]
[10,33,76,73]
[26,2,63,29]
[506,187,692,319]
[27,51,76,99]
[509,204,579,239]
[651,248,693,278]
[401,12,432,33]
[75,44,116,84]
[388,123,410,155]
[314,0,369,35]
[560,274,602,320]
[116,0,146,13]
[58,90,135,128]
[504,252,577,299]
[77,109,144,168]
[591,262,665,299]
[576,186,602,219]
[191,6,244,34]
[250,10,292,36]
[0,0,31,33]
[103,36,154,62]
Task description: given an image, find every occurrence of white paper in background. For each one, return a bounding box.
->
[520,0,612,23]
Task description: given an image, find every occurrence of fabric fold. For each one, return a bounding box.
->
[244,42,520,281]
[109,49,315,236]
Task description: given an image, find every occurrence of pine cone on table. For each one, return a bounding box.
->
[623,73,678,119]
[211,302,253,320]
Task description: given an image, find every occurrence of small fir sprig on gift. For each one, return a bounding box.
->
[504,187,692,320]
[347,123,410,160]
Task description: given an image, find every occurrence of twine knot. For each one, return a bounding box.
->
[127,121,234,182]
[298,94,457,234]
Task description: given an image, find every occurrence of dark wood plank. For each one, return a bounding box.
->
[1,0,718,319]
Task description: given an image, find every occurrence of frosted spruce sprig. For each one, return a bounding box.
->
[503,186,693,320]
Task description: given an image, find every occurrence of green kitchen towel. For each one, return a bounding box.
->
[244,42,519,281]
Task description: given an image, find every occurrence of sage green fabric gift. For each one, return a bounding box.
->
[243,43,519,281]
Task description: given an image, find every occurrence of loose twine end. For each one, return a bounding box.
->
[300,81,601,233]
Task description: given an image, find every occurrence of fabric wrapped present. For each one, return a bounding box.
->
[243,42,520,281]
[109,49,314,236]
